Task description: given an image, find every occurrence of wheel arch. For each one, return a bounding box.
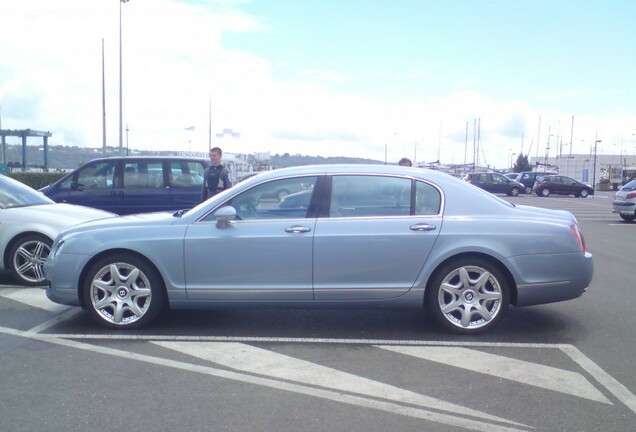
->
[77,248,168,309]
[423,252,518,308]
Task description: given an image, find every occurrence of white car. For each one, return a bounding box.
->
[612,178,636,222]
[0,174,115,286]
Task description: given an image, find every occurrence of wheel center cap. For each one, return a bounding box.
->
[463,290,476,303]
[117,287,129,299]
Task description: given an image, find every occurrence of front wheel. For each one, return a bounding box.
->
[83,253,165,329]
[509,187,520,197]
[9,234,52,286]
[579,189,589,198]
[426,258,510,334]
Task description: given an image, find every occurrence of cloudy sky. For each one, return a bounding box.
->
[1,0,635,168]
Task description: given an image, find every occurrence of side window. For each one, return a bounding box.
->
[415,182,441,215]
[221,176,318,221]
[492,174,505,184]
[169,161,205,188]
[57,174,73,190]
[123,161,164,188]
[330,175,410,217]
[77,161,116,190]
[521,173,531,180]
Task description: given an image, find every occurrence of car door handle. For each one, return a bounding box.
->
[410,223,437,231]
[285,226,312,233]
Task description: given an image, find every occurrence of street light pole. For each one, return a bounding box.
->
[592,136,601,191]
[119,0,130,153]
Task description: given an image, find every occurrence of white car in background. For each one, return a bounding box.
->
[612,178,636,222]
[0,174,115,286]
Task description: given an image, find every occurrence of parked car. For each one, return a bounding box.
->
[514,171,557,194]
[612,178,636,222]
[533,175,594,198]
[463,172,525,196]
[39,156,208,215]
[504,172,518,180]
[45,165,593,334]
[0,174,115,286]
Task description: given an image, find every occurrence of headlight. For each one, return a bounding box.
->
[50,239,65,258]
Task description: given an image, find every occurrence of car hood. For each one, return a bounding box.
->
[3,203,115,225]
[512,204,576,224]
[59,210,177,236]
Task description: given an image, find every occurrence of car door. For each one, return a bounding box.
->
[51,160,120,212]
[117,159,168,214]
[167,160,207,210]
[313,174,442,300]
[490,173,509,194]
[183,175,321,301]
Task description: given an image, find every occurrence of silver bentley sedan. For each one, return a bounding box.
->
[44,165,593,334]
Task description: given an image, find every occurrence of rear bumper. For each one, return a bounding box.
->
[509,252,594,307]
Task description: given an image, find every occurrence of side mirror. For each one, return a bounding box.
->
[214,206,238,229]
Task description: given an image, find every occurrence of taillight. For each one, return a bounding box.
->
[570,224,586,253]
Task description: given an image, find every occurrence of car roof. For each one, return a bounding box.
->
[86,155,206,163]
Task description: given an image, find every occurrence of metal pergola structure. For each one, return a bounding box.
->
[0,129,52,172]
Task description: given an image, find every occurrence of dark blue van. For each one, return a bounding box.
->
[40,156,209,215]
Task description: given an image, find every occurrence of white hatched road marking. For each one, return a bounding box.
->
[376,345,611,404]
[0,287,70,313]
[153,341,526,427]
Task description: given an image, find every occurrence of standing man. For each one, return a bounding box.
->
[201,147,232,201]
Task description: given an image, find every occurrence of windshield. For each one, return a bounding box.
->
[621,179,636,191]
[0,175,55,209]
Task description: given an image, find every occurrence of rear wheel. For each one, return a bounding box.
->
[83,253,165,329]
[619,214,635,222]
[426,257,510,334]
[8,234,52,286]
[540,188,550,197]
[525,187,532,194]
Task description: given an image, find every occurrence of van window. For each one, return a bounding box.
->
[77,161,116,190]
[169,161,205,188]
[123,161,164,188]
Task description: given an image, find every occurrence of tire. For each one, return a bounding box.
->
[579,189,589,198]
[540,188,550,197]
[619,214,635,222]
[8,234,52,286]
[509,187,520,197]
[83,253,166,329]
[426,257,510,334]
